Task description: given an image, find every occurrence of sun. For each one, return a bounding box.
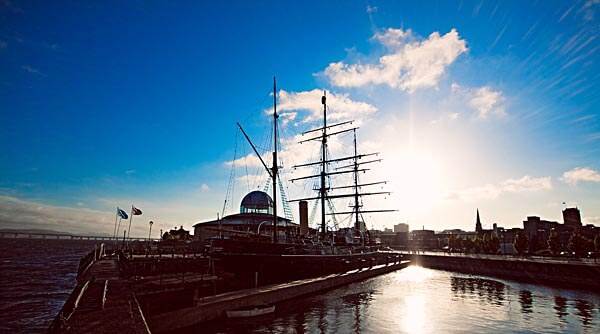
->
[381,146,447,218]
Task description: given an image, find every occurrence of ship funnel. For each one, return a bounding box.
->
[299,200,309,235]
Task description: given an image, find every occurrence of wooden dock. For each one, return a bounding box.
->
[50,256,151,333]
[51,248,409,333]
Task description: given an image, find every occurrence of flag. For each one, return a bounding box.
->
[132,206,143,215]
[117,207,128,220]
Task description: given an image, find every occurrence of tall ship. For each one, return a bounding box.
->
[193,78,400,288]
[49,79,407,333]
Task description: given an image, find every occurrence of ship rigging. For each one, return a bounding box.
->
[222,77,395,245]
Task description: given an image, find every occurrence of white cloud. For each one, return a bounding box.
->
[0,194,213,238]
[0,196,111,235]
[323,28,467,92]
[560,167,600,185]
[366,5,377,13]
[200,183,210,191]
[468,87,506,118]
[277,89,377,123]
[227,89,375,198]
[21,65,41,74]
[501,175,552,192]
[451,83,506,118]
[448,175,552,201]
[372,28,412,49]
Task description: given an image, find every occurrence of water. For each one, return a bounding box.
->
[0,238,99,333]
[1,239,598,333]
[196,266,600,333]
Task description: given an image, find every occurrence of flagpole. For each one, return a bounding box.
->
[116,218,122,248]
[127,205,134,247]
[112,208,119,243]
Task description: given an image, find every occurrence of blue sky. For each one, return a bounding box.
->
[1,1,599,237]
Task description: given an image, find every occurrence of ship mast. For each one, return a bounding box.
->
[290,92,396,241]
[320,92,327,234]
[236,77,280,243]
[272,77,279,243]
[353,129,360,233]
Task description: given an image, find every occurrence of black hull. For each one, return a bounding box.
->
[212,250,403,289]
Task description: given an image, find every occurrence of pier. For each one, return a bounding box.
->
[49,248,151,333]
[0,231,157,241]
[50,245,409,333]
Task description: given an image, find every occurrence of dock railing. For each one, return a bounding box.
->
[76,243,105,279]
[48,279,91,333]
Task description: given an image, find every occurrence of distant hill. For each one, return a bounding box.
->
[0,228,73,235]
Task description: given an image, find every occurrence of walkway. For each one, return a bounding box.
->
[56,258,150,333]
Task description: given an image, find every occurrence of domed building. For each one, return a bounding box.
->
[193,190,297,243]
[240,190,273,215]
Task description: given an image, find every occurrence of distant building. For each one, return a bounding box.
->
[563,207,582,228]
[436,229,477,249]
[394,223,409,233]
[394,232,409,247]
[192,191,298,242]
[410,229,437,249]
[521,207,598,252]
[494,226,519,254]
[419,207,597,254]
[163,226,192,242]
[523,216,566,252]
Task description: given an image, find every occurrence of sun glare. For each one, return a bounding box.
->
[394,265,435,282]
[382,147,446,218]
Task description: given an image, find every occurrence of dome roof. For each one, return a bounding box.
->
[240,191,273,210]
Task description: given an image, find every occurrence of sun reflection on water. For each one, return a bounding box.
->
[391,266,436,333]
[394,265,435,282]
[402,294,427,334]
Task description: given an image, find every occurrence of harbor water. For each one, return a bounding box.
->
[1,239,599,333]
[194,266,600,334]
[0,238,98,333]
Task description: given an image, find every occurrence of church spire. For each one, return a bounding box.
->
[475,208,483,235]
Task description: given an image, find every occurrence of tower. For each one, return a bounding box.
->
[475,209,483,235]
[562,207,582,227]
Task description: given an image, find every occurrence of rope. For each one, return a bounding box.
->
[222,129,239,217]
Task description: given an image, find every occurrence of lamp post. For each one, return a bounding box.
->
[148,221,154,241]
[502,233,506,258]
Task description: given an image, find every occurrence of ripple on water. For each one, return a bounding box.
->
[0,239,99,333]
[190,266,600,334]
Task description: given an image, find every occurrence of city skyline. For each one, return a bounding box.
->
[1,1,599,237]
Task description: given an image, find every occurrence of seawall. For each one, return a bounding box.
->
[147,260,410,333]
[409,254,600,291]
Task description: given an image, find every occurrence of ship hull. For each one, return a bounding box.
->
[211,244,403,288]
